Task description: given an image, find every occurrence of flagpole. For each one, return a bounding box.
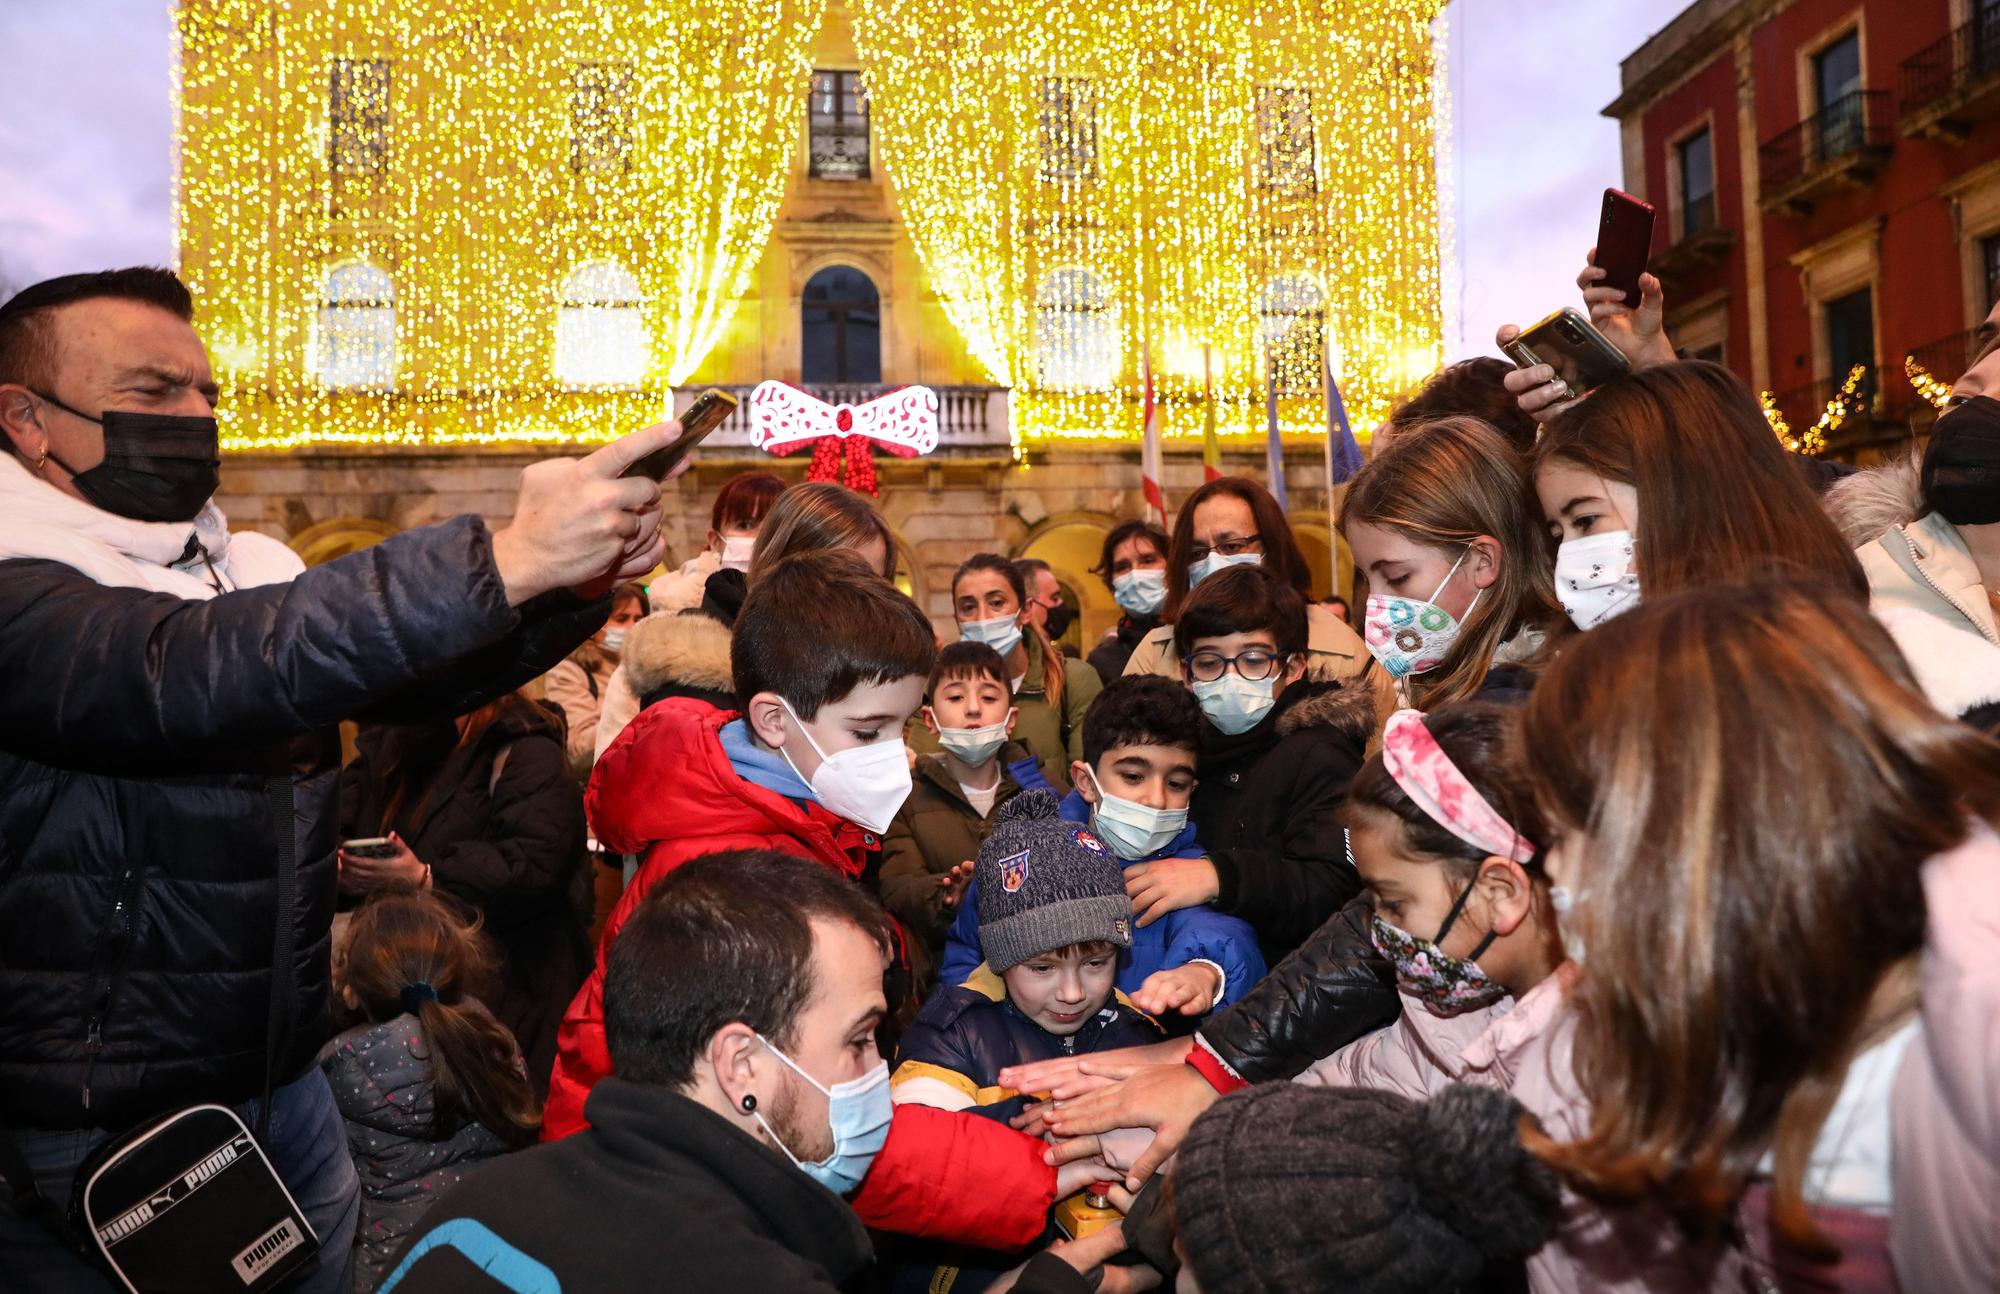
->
[1264,341,1287,510]
[1201,342,1222,482]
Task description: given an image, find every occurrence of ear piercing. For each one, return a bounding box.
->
[741,1093,757,1113]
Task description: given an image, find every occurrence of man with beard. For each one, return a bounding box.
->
[375,850,891,1291]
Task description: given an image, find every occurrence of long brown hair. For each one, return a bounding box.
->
[1163,477,1313,623]
[339,890,542,1147]
[952,553,1064,715]
[1517,580,2000,1251]
[747,480,895,585]
[1533,361,1866,600]
[1340,416,1563,711]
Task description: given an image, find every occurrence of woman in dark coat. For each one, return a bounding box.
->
[338,692,589,1096]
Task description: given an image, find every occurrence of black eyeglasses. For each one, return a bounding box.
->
[1187,534,1263,564]
[1184,648,1286,682]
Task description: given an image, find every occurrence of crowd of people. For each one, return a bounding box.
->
[0,253,1995,1294]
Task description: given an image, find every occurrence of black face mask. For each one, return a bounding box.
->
[1043,600,1075,641]
[1922,395,2000,527]
[33,389,221,524]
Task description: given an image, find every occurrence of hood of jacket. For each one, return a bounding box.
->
[621,608,734,700]
[0,448,301,597]
[1275,677,1379,743]
[1826,456,1925,548]
[586,697,870,872]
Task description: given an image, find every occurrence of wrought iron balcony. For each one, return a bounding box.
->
[1759,91,1893,214]
[675,383,1012,455]
[1899,14,2000,140]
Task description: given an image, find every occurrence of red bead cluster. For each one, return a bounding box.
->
[806,435,879,496]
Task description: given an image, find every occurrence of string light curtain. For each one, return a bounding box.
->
[177,0,823,449]
[850,0,1446,448]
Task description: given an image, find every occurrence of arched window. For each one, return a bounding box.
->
[801,265,881,384]
[1256,271,1326,395]
[316,261,395,389]
[1034,268,1116,391]
[555,260,648,387]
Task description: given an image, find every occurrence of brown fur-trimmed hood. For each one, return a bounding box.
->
[621,609,734,698]
[1825,454,1925,547]
[1274,678,1380,744]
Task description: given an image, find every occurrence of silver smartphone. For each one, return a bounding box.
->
[1503,308,1631,398]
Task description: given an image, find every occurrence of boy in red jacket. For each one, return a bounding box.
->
[548,548,1097,1250]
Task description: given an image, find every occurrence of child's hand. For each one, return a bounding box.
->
[1131,963,1221,1017]
[937,860,975,908]
[1010,1100,1055,1138]
[1123,856,1219,927]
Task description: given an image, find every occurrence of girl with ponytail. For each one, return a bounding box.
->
[322,890,540,1292]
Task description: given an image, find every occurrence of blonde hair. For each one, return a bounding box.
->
[1339,416,1561,710]
[747,481,895,585]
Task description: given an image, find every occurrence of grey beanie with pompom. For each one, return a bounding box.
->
[1174,1081,1562,1294]
[974,789,1131,973]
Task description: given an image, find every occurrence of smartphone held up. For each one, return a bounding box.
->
[621,388,740,482]
[1502,308,1630,400]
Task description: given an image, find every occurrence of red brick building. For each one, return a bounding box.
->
[1605,0,2000,456]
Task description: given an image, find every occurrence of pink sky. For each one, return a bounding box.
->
[0,0,1692,361]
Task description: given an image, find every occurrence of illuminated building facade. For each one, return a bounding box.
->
[182,0,1446,634]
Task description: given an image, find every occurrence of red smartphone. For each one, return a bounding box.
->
[620,388,739,481]
[1595,188,1657,309]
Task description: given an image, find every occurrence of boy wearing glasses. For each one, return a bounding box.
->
[936,676,1266,1018]
[1130,564,1370,967]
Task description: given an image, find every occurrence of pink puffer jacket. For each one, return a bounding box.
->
[1886,825,2000,1291]
[1298,964,1746,1293]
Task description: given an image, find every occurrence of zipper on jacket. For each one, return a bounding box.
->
[79,865,146,1112]
[1901,524,2000,646]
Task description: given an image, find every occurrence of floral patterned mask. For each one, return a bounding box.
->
[1369,880,1507,1013]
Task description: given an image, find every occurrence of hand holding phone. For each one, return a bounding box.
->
[339,837,399,860]
[1502,308,1630,405]
[621,388,739,481]
[1594,188,1655,310]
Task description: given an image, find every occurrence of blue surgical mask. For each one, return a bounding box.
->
[1112,568,1167,617]
[959,614,1024,658]
[751,1033,892,1196]
[1083,769,1187,860]
[1188,551,1262,588]
[935,714,1013,768]
[601,626,628,654]
[1191,672,1276,735]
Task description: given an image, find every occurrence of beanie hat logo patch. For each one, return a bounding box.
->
[1113,917,1129,939]
[1072,829,1109,856]
[998,848,1032,894]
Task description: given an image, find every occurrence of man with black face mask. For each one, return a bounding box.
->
[1826,297,2000,665]
[0,268,684,1292]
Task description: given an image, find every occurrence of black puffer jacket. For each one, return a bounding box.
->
[1194,895,1398,1083]
[1192,680,1371,965]
[0,518,604,1131]
[340,699,590,1092]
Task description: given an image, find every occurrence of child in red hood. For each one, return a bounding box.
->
[547,548,1095,1251]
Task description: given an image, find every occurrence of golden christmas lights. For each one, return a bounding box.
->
[849,0,1448,448]
[1905,354,1954,411]
[176,0,824,449]
[1761,363,1868,457]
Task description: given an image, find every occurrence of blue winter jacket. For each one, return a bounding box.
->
[938,791,1267,1008]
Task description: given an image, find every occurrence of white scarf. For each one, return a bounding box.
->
[0,450,302,599]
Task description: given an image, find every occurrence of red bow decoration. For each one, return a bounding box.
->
[749,382,940,497]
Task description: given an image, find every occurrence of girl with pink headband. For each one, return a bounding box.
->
[1298,701,1746,1293]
